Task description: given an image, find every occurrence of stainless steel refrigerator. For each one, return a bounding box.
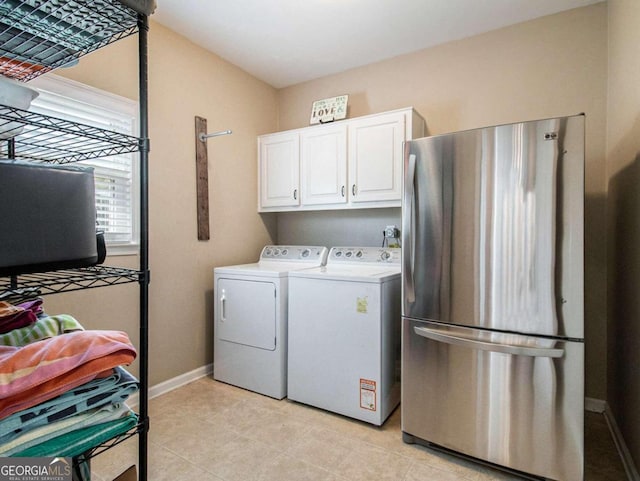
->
[401,115,584,481]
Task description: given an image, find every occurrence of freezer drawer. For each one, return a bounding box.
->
[402,318,584,481]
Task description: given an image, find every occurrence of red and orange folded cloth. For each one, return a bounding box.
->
[0,329,137,420]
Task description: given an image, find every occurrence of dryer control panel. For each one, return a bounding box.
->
[260,245,328,263]
[328,247,401,264]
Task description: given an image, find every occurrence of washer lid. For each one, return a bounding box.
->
[215,261,323,278]
[289,263,400,283]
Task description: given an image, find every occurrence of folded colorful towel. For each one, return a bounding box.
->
[0,330,136,420]
[17,298,43,315]
[0,301,22,319]
[0,366,138,445]
[0,314,84,347]
[0,312,36,334]
[0,298,43,334]
[0,402,130,455]
[12,410,139,458]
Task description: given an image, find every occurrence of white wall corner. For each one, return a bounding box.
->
[604,403,640,481]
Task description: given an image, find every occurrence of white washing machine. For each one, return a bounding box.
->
[288,246,401,425]
[213,245,328,399]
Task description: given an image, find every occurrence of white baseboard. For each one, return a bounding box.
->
[127,363,212,409]
[585,397,606,413]
[604,403,640,481]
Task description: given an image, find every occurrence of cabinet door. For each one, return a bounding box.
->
[300,123,347,206]
[259,131,300,208]
[348,111,405,203]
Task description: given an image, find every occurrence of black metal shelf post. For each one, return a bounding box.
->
[137,12,150,481]
[0,1,151,479]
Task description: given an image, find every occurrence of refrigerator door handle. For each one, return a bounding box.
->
[413,326,564,358]
[403,150,417,304]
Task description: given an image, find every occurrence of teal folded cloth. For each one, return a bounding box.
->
[12,410,138,458]
[0,403,130,455]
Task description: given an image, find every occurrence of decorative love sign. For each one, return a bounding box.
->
[310,95,348,125]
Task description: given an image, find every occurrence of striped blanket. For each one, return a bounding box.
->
[0,366,138,445]
[0,314,84,347]
[0,330,136,420]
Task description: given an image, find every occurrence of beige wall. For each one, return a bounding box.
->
[43,21,278,385]
[26,1,640,470]
[35,4,612,403]
[606,0,640,472]
[278,4,609,399]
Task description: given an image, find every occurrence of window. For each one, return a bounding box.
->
[29,75,139,254]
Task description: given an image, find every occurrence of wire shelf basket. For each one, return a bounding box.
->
[73,420,145,466]
[0,105,141,163]
[0,0,139,82]
[0,265,142,296]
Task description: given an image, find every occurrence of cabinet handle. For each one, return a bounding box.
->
[293,189,298,200]
[352,184,357,196]
[341,185,345,197]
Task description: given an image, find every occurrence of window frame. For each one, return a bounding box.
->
[29,74,140,256]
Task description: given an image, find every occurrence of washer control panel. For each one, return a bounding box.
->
[328,247,400,264]
[260,245,328,263]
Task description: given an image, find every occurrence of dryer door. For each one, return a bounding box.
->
[217,278,276,350]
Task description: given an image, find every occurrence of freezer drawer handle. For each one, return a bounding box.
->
[413,326,564,358]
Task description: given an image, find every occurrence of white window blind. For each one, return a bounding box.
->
[28,75,139,252]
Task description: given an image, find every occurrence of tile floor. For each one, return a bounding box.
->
[91,377,627,481]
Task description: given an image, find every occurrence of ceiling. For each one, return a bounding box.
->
[153,0,603,89]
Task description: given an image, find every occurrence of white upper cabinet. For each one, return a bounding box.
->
[300,123,347,206]
[348,111,405,204]
[258,107,424,212]
[258,131,300,208]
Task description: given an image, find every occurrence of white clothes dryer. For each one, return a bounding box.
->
[213,245,328,399]
[288,247,401,425]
